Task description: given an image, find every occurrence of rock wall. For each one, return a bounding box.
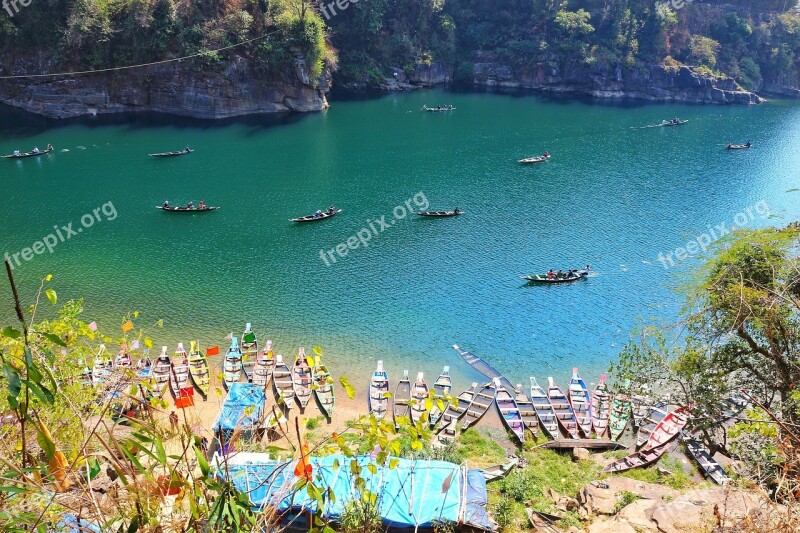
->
[0,55,330,119]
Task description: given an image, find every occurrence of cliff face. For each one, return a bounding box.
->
[471,55,763,105]
[0,55,330,119]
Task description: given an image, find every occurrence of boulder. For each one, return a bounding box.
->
[648,488,768,533]
[577,478,677,516]
[572,448,591,462]
[586,517,638,533]
[617,499,660,531]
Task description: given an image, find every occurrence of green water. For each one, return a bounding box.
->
[1,90,799,391]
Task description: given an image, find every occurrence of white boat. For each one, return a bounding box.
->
[368,361,390,420]
[91,344,112,386]
[170,342,190,397]
[273,354,294,409]
[495,379,525,443]
[293,347,313,410]
[313,356,335,418]
[530,377,559,438]
[223,337,243,390]
[568,368,593,437]
[429,366,452,427]
[410,372,429,425]
[591,375,611,439]
[393,370,412,427]
[151,346,172,396]
[514,384,539,438]
[252,339,274,388]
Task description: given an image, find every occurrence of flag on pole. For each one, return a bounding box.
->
[121,321,133,333]
[131,339,140,350]
[88,321,97,332]
[224,332,233,342]
[206,345,220,356]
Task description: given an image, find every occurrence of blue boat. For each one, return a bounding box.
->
[568,368,593,437]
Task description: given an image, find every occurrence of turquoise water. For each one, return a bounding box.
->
[1,90,799,391]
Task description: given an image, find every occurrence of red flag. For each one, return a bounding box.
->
[175,396,194,409]
[179,387,194,398]
[206,346,220,356]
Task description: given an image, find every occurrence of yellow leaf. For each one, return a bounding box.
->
[312,346,323,356]
[144,337,153,350]
[306,356,315,368]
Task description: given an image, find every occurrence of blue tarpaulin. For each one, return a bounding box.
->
[218,454,494,530]
[212,383,265,432]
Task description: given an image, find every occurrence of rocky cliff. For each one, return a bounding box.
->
[0,55,330,119]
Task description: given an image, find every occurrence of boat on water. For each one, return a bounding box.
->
[169,343,191,397]
[149,147,193,157]
[155,205,218,213]
[417,209,462,217]
[631,385,654,428]
[609,389,632,441]
[514,385,539,438]
[394,370,412,426]
[568,368,593,437]
[136,356,152,378]
[659,119,689,127]
[518,154,550,164]
[410,372,429,425]
[368,361,390,420]
[151,347,172,395]
[602,440,672,473]
[92,345,112,386]
[547,377,579,439]
[293,348,313,410]
[642,405,692,450]
[523,268,590,284]
[530,377,559,439]
[240,323,258,382]
[187,341,211,397]
[290,207,341,223]
[2,145,53,159]
[273,354,295,409]
[727,142,752,150]
[591,375,611,439]
[682,434,730,485]
[252,339,274,388]
[313,356,335,418]
[495,379,526,444]
[114,349,132,370]
[422,105,455,112]
[429,366,452,427]
[636,397,670,448]
[482,457,519,482]
[462,381,497,430]
[437,382,476,436]
[222,337,243,390]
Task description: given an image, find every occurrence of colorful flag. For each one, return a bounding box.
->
[130,339,140,350]
[206,345,220,356]
[224,332,233,341]
[143,348,150,355]
[121,321,133,333]
[120,343,127,351]
[88,321,97,332]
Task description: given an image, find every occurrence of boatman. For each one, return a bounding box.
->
[164,200,170,208]
[32,146,39,154]
[327,205,335,214]
[13,149,20,156]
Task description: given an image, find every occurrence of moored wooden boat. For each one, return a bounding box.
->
[187,341,211,397]
[252,339,274,388]
[410,372,429,425]
[568,368,593,437]
[293,348,313,410]
[636,397,670,448]
[136,356,152,378]
[602,440,672,473]
[416,209,462,217]
[547,377,579,439]
[2,146,53,159]
[514,384,539,438]
[591,375,611,439]
[437,382,476,432]
[482,457,519,482]
[717,393,749,422]
[169,343,191,397]
[429,366,452,427]
[290,208,341,222]
[518,154,550,164]
[152,347,172,396]
[682,434,730,485]
[393,370,411,426]
[223,337,243,391]
[149,147,193,157]
[609,391,632,441]
[240,323,258,382]
[495,379,525,444]
[542,439,626,450]
[368,361,390,420]
[436,416,459,446]
[92,345,112,386]
[642,405,692,450]
[462,381,496,430]
[631,385,653,428]
[313,356,335,418]
[273,354,294,410]
[530,377,559,439]
[114,348,132,370]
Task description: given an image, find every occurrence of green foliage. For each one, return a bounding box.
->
[614,490,640,514]
[614,455,692,491]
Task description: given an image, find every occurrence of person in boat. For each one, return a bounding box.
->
[547,269,555,279]
[198,200,206,209]
[46,144,53,151]
[454,207,461,215]
[187,201,193,209]
[13,149,20,156]
[556,269,564,279]
[727,142,733,149]
[543,151,549,158]
[315,209,323,218]
[745,142,751,147]
[327,204,335,214]
[672,117,679,124]
[164,200,170,208]
[185,145,191,152]
[32,146,39,154]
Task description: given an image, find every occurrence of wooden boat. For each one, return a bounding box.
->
[410,372,429,425]
[547,377,579,439]
[92,345,112,386]
[187,341,211,397]
[514,385,539,438]
[289,208,341,222]
[252,339,274,388]
[659,119,689,127]
[530,377,559,439]
[136,356,152,378]
[393,370,412,426]
[495,379,525,444]
[438,382,476,431]
[462,381,496,430]
[568,368,593,437]
[526,508,561,533]
[293,348,313,410]
[2,146,53,159]
[240,323,258,382]
[631,385,653,428]
[727,142,751,150]
[170,343,191,397]
[682,434,730,485]
[636,397,670,448]
[368,360,390,420]
[155,205,218,212]
[151,347,172,395]
[609,392,632,441]
[422,105,455,112]
[429,366,452,427]
[222,337,243,391]
[149,147,193,157]
[416,209,462,217]
[482,456,519,482]
[591,375,611,439]
[642,405,692,450]
[602,440,672,473]
[518,154,550,164]
[313,356,335,418]
[114,349,132,370]
[523,270,589,284]
[436,416,459,446]
[717,393,749,422]
[542,439,625,450]
[452,344,515,391]
[272,354,294,410]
